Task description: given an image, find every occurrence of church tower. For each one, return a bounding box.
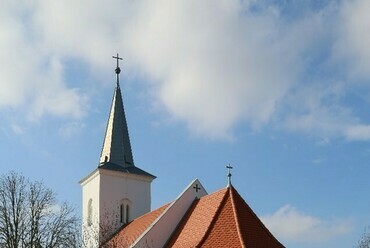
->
[80,54,155,245]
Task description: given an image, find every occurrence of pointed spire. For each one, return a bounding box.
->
[99,55,134,167]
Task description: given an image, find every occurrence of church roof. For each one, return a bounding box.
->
[100,82,134,167]
[96,65,155,179]
[167,186,285,248]
[166,188,228,247]
[105,181,285,248]
[107,203,171,247]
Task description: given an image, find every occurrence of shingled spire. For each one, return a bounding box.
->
[99,54,134,167]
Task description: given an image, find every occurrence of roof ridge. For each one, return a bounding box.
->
[229,186,247,248]
[197,187,230,247]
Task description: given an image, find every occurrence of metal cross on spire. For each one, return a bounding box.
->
[226,164,233,186]
[112,53,123,85]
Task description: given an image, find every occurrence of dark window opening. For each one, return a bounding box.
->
[120,204,124,223]
[125,204,130,223]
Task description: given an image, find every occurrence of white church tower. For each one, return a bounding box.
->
[80,54,155,245]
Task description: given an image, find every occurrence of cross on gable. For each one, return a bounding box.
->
[226,164,233,185]
[193,184,201,193]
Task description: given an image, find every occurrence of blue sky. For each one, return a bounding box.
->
[1,0,370,247]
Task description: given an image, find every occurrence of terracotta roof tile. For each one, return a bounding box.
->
[166,188,228,248]
[167,186,285,248]
[107,203,170,247]
[200,188,243,248]
[230,187,285,248]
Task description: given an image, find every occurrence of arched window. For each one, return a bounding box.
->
[119,199,132,224]
[87,199,93,226]
[125,204,130,223]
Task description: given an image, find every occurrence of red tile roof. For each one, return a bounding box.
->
[166,188,228,247]
[106,203,170,247]
[167,186,285,248]
[230,187,285,248]
[106,185,285,248]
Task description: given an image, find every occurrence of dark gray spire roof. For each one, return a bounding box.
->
[98,57,155,179]
[99,82,134,167]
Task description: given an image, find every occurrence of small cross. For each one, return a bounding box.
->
[112,53,123,85]
[112,53,123,70]
[226,164,233,186]
[193,184,201,193]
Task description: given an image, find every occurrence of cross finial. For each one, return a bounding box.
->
[226,164,233,186]
[112,53,123,84]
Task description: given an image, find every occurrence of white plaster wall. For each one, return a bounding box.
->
[81,170,101,246]
[81,168,153,244]
[99,169,152,230]
[81,171,100,225]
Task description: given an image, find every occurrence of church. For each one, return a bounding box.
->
[79,55,285,248]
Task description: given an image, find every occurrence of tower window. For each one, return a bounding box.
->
[119,199,131,224]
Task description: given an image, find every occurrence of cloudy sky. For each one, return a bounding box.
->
[1,0,370,247]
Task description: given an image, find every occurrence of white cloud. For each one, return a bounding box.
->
[283,82,353,135]
[2,0,370,140]
[125,0,326,138]
[344,125,370,141]
[335,0,370,80]
[261,205,352,244]
[2,0,323,138]
[281,79,370,141]
[58,121,85,139]
[28,0,303,137]
[0,2,87,121]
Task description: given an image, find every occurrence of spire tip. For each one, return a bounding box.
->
[112,53,123,84]
[226,164,233,186]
